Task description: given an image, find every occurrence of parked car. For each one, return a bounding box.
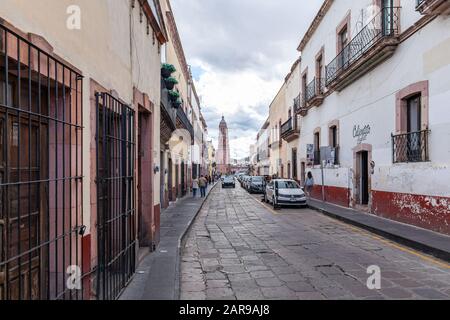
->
[264,179,307,209]
[247,176,265,194]
[243,176,252,190]
[240,175,249,187]
[222,175,236,188]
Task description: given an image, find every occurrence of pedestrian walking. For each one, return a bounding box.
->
[305,172,314,197]
[192,177,199,198]
[199,175,208,198]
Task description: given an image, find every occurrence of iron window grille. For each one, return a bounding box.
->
[325,7,400,86]
[392,130,430,163]
[332,146,340,165]
[95,92,136,300]
[0,23,84,300]
[313,151,321,166]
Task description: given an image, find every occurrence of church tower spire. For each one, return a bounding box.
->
[216,116,230,174]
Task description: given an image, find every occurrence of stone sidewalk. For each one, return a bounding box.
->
[119,183,218,300]
[308,198,450,262]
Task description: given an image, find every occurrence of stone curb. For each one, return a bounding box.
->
[308,202,450,263]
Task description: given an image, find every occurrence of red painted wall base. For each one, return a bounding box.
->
[372,190,450,235]
[310,185,350,208]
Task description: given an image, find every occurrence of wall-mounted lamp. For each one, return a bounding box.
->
[154,165,160,174]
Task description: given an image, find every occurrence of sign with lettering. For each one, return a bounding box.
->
[306,144,314,166]
[353,124,371,144]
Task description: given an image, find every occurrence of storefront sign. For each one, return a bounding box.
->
[353,124,371,144]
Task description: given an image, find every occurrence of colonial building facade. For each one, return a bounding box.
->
[295,0,450,235]
[0,0,208,301]
[256,0,450,235]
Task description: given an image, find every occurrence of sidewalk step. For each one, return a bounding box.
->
[308,199,450,262]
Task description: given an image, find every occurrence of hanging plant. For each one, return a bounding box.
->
[161,63,176,78]
[168,90,180,102]
[172,98,182,109]
[164,77,179,90]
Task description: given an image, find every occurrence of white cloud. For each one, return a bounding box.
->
[171,0,323,158]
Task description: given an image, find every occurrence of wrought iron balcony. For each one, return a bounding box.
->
[392,130,430,163]
[325,7,400,91]
[306,77,325,107]
[176,106,194,143]
[281,117,300,142]
[293,94,301,113]
[416,0,450,15]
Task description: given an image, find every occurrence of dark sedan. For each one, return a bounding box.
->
[222,176,236,188]
[247,176,265,194]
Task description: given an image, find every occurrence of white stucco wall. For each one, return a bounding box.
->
[298,3,450,198]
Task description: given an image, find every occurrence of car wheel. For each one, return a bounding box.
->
[272,197,278,210]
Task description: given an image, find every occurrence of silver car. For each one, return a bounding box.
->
[264,179,307,209]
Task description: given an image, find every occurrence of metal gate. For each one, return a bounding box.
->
[0,22,84,300]
[95,92,136,300]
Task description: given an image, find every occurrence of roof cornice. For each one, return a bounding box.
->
[297,0,334,52]
[138,0,168,44]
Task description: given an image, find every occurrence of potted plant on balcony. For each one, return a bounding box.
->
[164,77,179,90]
[172,98,182,109]
[168,90,180,102]
[161,63,176,78]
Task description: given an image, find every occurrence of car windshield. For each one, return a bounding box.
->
[224,177,234,182]
[276,181,300,189]
[252,177,263,182]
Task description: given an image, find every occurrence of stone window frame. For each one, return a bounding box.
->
[313,127,321,151]
[328,120,340,148]
[336,10,351,55]
[315,46,325,81]
[301,67,308,101]
[395,81,429,134]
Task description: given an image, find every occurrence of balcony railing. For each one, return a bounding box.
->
[306,78,325,105]
[293,95,301,113]
[416,0,426,6]
[325,7,400,88]
[392,130,430,163]
[176,106,194,142]
[281,117,293,135]
[416,0,450,15]
[281,117,300,142]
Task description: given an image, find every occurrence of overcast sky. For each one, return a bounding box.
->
[171,0,323,159]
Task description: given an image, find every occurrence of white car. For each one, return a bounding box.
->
[264,179,307,209]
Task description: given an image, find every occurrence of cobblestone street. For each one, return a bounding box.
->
[180,185,450,300]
